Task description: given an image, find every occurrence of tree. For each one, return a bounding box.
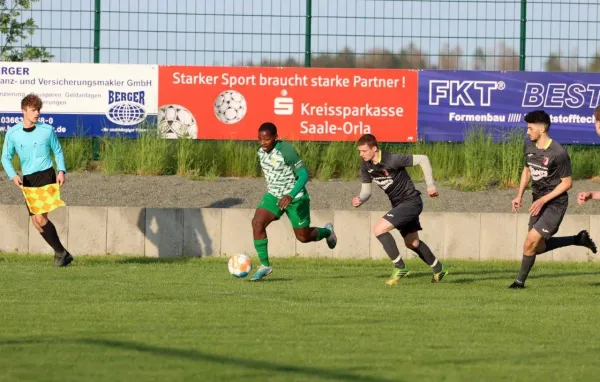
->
[588,53,600,72]
[544,53,565,72]
[0,0,52,61]
[472,47,487,70]
[495,42,519,71]
[438,42,464,70]
[398,42,430,69]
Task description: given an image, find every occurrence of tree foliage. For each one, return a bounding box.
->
[0,0,52,61]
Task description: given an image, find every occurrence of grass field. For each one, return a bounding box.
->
[3,127,600,190]
[1,254,600,381]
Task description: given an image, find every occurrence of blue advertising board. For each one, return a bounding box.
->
[418,70,600,144]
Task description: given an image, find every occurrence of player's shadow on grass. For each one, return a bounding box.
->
[375,272,431,280]
[206,197,244,208]
[0,337,391,382]
[448,271,600,285]
[134,198,242,259]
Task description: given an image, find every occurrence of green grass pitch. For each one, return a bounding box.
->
[1,254,600,381]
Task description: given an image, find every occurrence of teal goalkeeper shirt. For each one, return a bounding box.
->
[1,122,66,180]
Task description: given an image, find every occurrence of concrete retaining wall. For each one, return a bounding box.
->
[1,205,599,262]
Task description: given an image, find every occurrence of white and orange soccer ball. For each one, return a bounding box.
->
[228,254,253,278]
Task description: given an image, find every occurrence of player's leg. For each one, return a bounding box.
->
[24,169,72,267]
[372,212,410,285]
[403,229,447,283]
[509,206,558,288]
[533,203,596,254]
[289,194,337,249]
[31,212,72,267]
[250,193,281,280]
[509,227,544,289]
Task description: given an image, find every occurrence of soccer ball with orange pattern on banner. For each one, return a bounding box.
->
[21,183,65,215]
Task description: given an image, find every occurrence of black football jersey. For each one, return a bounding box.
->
[524,139,572,201]
[360,151,421,206]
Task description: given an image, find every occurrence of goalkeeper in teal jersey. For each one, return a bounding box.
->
[250,122,337,280]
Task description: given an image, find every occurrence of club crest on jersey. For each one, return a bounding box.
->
[542,157,549,166]
[382,169,389,176]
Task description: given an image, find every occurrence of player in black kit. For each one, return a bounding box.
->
[509,110,597,289]
[352,134,448,284]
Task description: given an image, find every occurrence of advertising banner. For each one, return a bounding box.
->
[418,70,600,144]
[0,62,158,137]
[157,66,418,142]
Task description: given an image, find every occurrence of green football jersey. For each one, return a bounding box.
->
[257,140,306,198]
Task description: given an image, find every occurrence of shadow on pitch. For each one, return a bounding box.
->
[206,197,244,208]
[116,257,195,265]
[422,348,600,367]
[0,337,393,382]
[448,271,600,285]
[136,198,242,258]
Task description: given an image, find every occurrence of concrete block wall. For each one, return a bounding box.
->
[0,205,598,262]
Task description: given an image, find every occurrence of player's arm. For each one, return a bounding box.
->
[353,162,372,207]
[411,154,437,195]
[389,153,438,196]
[1,133,20,185]
[49,127,66,175]
[512,143,531,212]
[288,166,309,198]
[516,166,531,199]
[539,176,572,203]
[578,191,600,204]
[511,166,531,212]
[279,143,308,208]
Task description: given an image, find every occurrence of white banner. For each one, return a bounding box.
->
[0,62,158,136]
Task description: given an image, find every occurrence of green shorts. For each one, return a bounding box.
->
[257,192,311,229]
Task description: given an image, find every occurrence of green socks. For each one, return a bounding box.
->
[315,227,331,241]
[254,228,330,265]
[254,238,269,266]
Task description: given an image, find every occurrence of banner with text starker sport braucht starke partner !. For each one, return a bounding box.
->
[157,66,418,142]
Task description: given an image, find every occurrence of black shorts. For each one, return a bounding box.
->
[382,196,423,237]
[22,167,56,216]
[528,198,568,240]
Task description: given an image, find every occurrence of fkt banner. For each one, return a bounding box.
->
[418,70,600,144]
[158,66,418,142]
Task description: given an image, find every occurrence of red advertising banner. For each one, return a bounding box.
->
[157,66,418,142]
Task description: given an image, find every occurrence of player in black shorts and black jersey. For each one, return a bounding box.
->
[352,134,448,284]
[509,110,597,289]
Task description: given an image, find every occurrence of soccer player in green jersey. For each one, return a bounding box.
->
[250,122,337,280]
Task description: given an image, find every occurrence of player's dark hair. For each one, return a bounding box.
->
[258,122,277,136]
[357,134,378,149]
[524,110,551,132]
[594,106,600,121]
[21,93,42,111]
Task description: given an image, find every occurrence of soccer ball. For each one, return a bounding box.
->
[228,254,253,278]
[214,90,247,124]
[157,104,198,139]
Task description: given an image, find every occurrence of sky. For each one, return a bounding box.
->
[5,0,600,72]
